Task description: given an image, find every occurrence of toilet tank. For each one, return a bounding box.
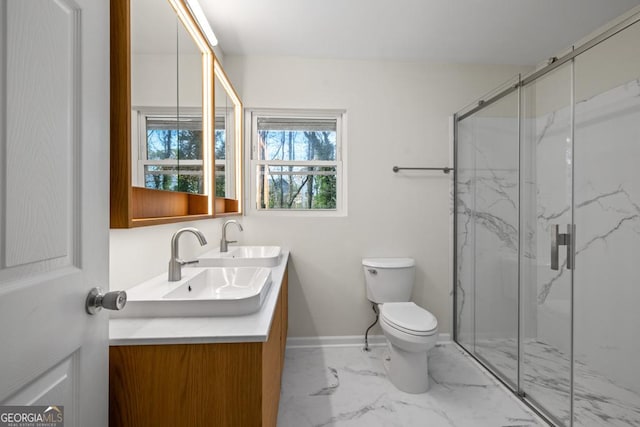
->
[362,258,415,303]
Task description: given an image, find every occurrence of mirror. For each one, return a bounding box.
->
[213,58,243,214]
[110,0,242,227]
[131,0,204,195]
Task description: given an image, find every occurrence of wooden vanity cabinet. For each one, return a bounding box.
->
[109,269,289,427]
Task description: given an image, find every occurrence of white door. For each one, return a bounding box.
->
[0,1,110,426]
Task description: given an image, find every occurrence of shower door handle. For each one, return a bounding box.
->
[551,224,575,270]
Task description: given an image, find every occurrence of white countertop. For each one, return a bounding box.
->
[109,250,289,346]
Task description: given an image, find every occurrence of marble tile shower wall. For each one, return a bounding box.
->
[455,78,640,418]
[572,79,640,393]
[530,79,640,394]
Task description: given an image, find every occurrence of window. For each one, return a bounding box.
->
[133,108,204,194]
[249,109,346,214]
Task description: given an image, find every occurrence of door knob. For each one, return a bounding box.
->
[86,287,127,315]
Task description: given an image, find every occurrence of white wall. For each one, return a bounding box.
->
[131,53,202,107]
[226,56,530,337]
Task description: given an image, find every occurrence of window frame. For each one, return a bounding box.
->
[246,108,347,217]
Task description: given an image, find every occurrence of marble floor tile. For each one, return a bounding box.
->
[277,343,546,427]
[475,339,640,427]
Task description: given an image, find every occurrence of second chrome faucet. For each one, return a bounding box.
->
[220,220,243,252]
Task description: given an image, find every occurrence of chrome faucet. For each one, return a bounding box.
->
[168,227,208,281]
[220,220,243,252]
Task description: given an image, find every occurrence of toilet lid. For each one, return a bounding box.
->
[362,258,415,268]
[381,302,438,335]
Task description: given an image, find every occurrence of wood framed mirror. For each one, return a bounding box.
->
[110,0,241,228]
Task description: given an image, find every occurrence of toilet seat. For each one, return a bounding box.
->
[381,302,438,336]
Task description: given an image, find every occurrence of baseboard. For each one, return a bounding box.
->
[286,333,452,349]
[438,333,451,343]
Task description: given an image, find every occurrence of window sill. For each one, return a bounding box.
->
[248,208,347,218]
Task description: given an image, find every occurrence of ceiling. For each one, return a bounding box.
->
[199,0,640,65]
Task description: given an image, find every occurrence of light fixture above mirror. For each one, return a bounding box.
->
[182,0,218,47]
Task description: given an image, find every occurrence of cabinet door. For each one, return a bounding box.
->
[110,343,262,427]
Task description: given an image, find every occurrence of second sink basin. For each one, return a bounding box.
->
[113,267,273,318]
[197,245,281,267]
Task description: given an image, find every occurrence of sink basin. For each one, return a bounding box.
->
[113,267,272,318]
[197,246,281,267]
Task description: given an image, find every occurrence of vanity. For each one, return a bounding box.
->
[109,252,289,427]
[107,0,287,424]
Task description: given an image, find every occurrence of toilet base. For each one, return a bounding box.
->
[383,342,429,393]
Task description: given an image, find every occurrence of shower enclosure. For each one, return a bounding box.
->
[454,13,640,427]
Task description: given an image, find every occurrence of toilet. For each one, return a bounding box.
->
[362,257,438,393]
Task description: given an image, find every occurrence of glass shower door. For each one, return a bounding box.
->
[520,63,574,426]
[572,20,640,426]
[455,78,520,389]
[455,14,640,426]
